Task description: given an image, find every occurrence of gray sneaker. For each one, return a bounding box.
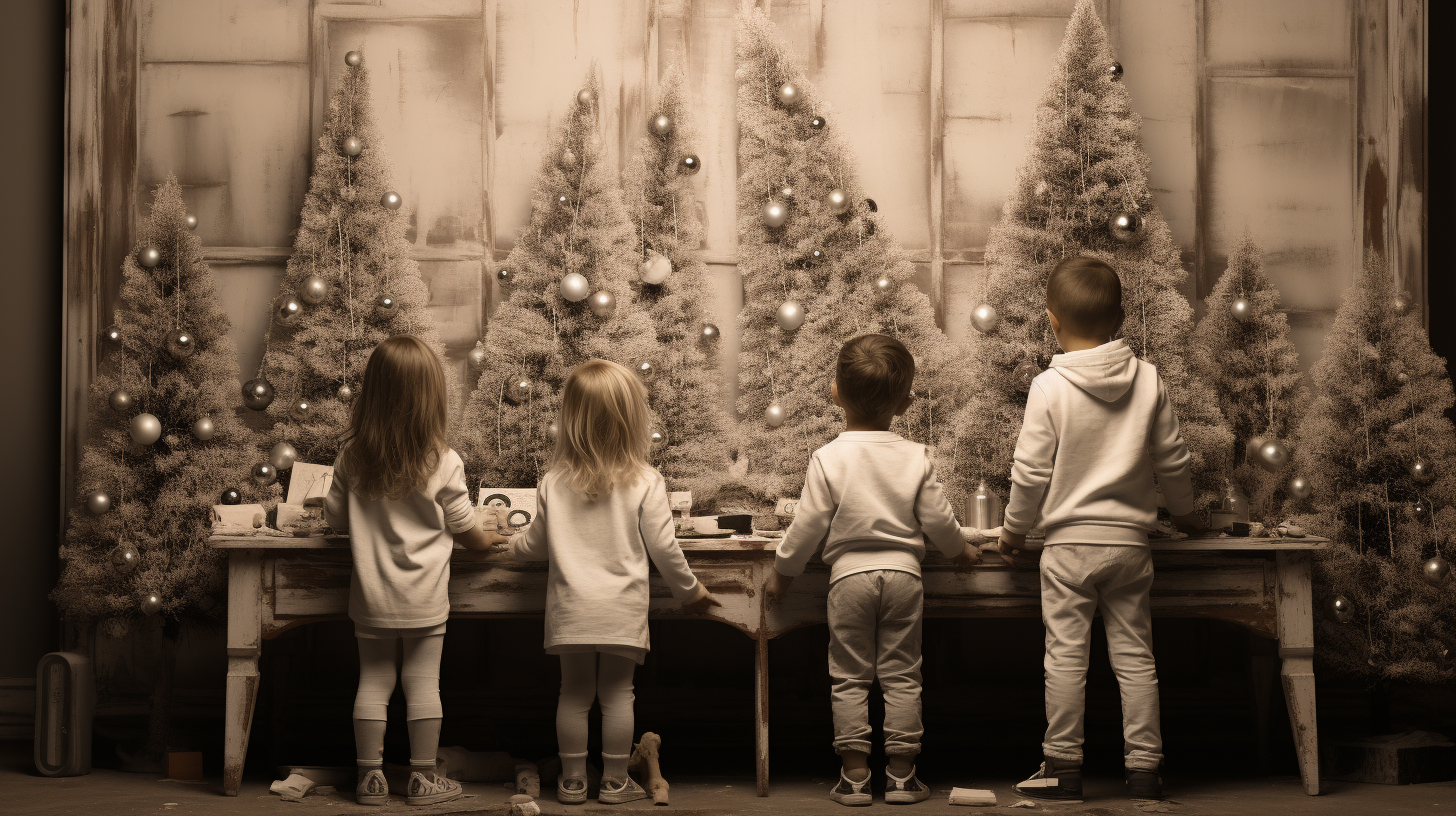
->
[355,768,388,806]
[829,769,872,807]
[406,770,463,806]
[884,766,930,804]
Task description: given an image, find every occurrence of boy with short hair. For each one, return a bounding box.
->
[766,333,978,807]
[998,256,1205,802]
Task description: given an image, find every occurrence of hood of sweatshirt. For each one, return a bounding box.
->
[1048,339,1137,403]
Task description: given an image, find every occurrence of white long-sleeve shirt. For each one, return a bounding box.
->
[1004,339,1195,546]
[506,466,705,657]
[325,447,477,629]
[774,431,966,583]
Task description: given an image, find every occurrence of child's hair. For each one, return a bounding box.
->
[1046,256,1124,339]
[340,335,449,501]
[552,359,652,501]
[836,334,915,423]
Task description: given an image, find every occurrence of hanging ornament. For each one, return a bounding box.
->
[560,272,590,303]
[1397,370,1410,384]
[808,248,826,265]
[103,324,124,346]
[775,82,800,108]
[467,341,489,371]
[1409,456,1434,483]
[765,401,787,428]
[635,360,656,381]
[809,114,826,130]
[588,290,617,318]
[269,442,298,471]
[336,383,355,403]
[344,50,362,67]
[166,328,196,359]
[1013,359,1041,392]
[680,154,701,174]
[776,301,806,331]
[577,87,596,106]
[1255,438,1290,472]
[826,188,851,215]
[496,267,512,286]
[875,276,892,293]
[506,376,533,404]
[1107,211,1144,243]
[699,322,720,348]
[283,399,311,425]
[555,193,572,209]
[380,191,403,210]
[559,148,578,169]
[864,198,878,213]
[85,490,111,515]
[192,416,216,442]
[374,293,397,319]
[1422,555,1451,585]
[650,113,674,137]
[298,274,330,305]
[185,214,199,231]
[971,304,1000,333]
[140,592,164,616]
[342,136,363,157]
[1393,292,1413,316]
[1287,475,1313,500]
[762,198,788,229]
[650,429,668,450]
[110,544,139,575]
[108,388,133,413]
[1108,61,1124,80]
[275,295,304,326]
[1413,498,1431,522]
[138,246,162,269]
[242,377,275,411]
[1230,298,1253,323]
[1243,435,1267,463]
[1330,595,1355,623]
[547,421,559,442]
[777,184,795,202]
[251,462,278,486]
[639,251,672,285]
[129,413,162,445]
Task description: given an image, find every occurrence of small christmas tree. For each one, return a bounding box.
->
[620,65,735,503]
[1191,233,1306,519]
[735,8,967,519]
[1289,254,1456,682]
[53,175,276,756]
[951,0,1231,510]
[459,71,663,488]
[255,48,452,480]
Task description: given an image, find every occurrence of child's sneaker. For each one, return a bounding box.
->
[406,770,463,806]
[556,775,588,805]
[828,768,873,806]
[1012,756,1083,801]
[1125,765,1164,800]
[598,775,649,804]
[884,765,930,804]
[355,768,388,806]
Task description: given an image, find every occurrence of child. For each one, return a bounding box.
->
[485,359,721,805]
[998,257,1205,802]
[765,334,978,807]
[324,335,499,806]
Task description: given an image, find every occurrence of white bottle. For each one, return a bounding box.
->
[967,479,1003,531]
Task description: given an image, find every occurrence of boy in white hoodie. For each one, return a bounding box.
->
[999,257,1204,803]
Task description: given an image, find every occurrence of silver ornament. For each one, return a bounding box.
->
[1413,499,1432,522]
[680,154,701,174]
[1423,556,1451,584]
[242,377,275,411]
[778,184,795,202]
[103,324,124,346]
[336,383,355,403]
[1287,475,1312,500]
[129,413,162,445]
[775,82,800,108]
[1410,456,1434,483]
[1107,211,1144,243]
[1397,370,1410,384]
[762,198,788,229]
[639,251,672,285]
[380,191,402,210]
[288,398,312,422]
[826,188,850,215]
[559,149,578,169]
[496,267,512,286]
[699,322,720,348]
[467,342,489,371]
[547,421,559,441]
[808,248,826,265]
[345,50,362,67]
[776,301,806,331]
[555,194,572,209]
[110,544,139,574]
[108,388,133,413]
[1256,438,1290,472]
[1108,61,1124,79]
[342,136,363,157]
[560,273,591,303]
[374,293,397,318]
[809,115,826,130]
[1330,595,1354,623]
[192,416,216,441]
[864,198,878,213]
[971,303,1000,333]
[650,429,668,450]
[577,87,596,106]
[298,274,330,305]
[138,246,162,268]
[765,401,786,428]
[1393,293,1413,315]
[636,360,656,381]
[588,290,617,318]
[506,376,533,403]
[85,490,111,515]
[275,295,304,326]
[185,214,199,230]
[269,441,298,471]
[1244,435,1267,463]
[250,462,278,486]
[1230,298,1253,323]
[166,328,196,359]
[1013,359,1041,392]
[140,592,163,616]
[875,276,892,293]
[650,113,674,137]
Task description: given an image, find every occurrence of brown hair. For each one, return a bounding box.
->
[1046,256,1124,339]
[341,335,449,501]
[836,334,915,423]
[551,359,651,501]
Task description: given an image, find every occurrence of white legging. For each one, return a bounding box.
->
[557,652,636,773]
[354,635,444,767]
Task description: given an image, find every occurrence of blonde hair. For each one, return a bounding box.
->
[341,335,449,501]
[551,359,651,500]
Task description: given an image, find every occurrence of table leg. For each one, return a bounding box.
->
[1275,551,1319,795]
[755,630,769,796]
[224,550,264,796]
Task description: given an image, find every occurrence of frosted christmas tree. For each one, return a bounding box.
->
[951,0,1231,511]
[734,8,967,520]
[1289,254,1455,682]
[459,71,663,488]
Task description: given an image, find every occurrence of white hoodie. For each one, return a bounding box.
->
[1003,339,1195,546]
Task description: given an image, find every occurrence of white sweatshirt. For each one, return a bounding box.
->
[325,447,477,629]
[1004,339,1195,546]
[506,466,706,658]
[774,431,966,583]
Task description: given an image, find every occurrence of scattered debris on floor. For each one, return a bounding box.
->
[508,792,541,815]
[1007,799,1037,808]
[268,772,314,800]
[948,787,997,806]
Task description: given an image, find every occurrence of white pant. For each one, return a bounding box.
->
[827,569,924,756]
[1040,545,1163,771]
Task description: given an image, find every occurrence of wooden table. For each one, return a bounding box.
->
[212,534,1328,797]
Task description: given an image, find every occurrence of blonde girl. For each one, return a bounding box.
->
[487,359,720,805]
[324,335,496,806]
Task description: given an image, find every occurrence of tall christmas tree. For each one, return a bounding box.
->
[53,175,276,756]
[253,48,452,480]
[459,71,663,489]
[1289,254,1455,682]
[735,9,967,520]
[951,0,1231,510]
[620,64,735,504]
[1191,233,1306,519]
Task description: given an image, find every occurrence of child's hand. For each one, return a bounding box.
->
[1171,511,1206,536]
[996,528,1025,566]
[485,530,512,553]
[764,571,794,609]
[682,591,723,615]
[953,548,981,568]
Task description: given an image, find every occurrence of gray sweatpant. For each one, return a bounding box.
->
[1040,544,1163,771]
[827,569,924,756]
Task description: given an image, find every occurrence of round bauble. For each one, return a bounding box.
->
[298,274,330,305]
[166,328,196,359]
[559,272,590,303]
[140,592,163,616]
[762,198,788,229]
[342,136,363,157]
[103,324,124,346]
[1393,292,1413,315]
[269,441,298,471]
[559,149,578,169]
[776,301,805,331]
[808,248,826,265]
[191,416,216,441]
[1013,359,1041,392]
[250,462,278,486]
[875,276,892,293]
[374,293,397,319]
[1287,475,1313,500]
[650,113,674,137]
[495,267,512,286]
[765,401,786,428]
[1108,61,1124,79]
[547,420,559,441]
[809,114,826,130]
[635,360,656,381]
[864,198,878,213]
[1107,210,1144,243]
[1256,438,1290,472]
[345,50,362,67]
[185,214,199,230]
[1230,298,1253,323]
[467,342,488,371]
[1397,370,1410,384]
[110,544,139,575]
[506,376,533,403]
[336,383,355,403]
[283,399,312,426]
[108,388,133,413]
[129,413,162,445]
[777,184,795,202]
[1413,498,1431,522]
[1422,555,1451,585]
[775,82,800,108]
[699,322,720,348]
[380,190,403,210]
[639,251,672,285]
[86,490,111,515]
[1410,456,1434,483]
[555,193,572,209]
[971,303,1000,333]
[275,295,304,326]
[220,487,242,505]
[680,154,701,174]
[650,429,668,450]
[1244,435,1267,463]
[1330,595,1355,623]
[242,377,275,411]
[577,87,596,106]
[138,246,162,268]
[588,289,617,318]
[826,188,851,215]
